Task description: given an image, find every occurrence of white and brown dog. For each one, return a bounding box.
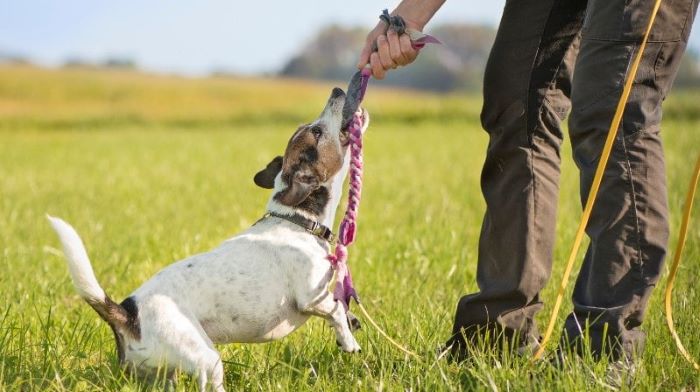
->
[48,87,367,391]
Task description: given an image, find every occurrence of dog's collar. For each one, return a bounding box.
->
[260,211,336,245]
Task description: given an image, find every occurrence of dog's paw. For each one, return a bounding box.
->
[336,337,361,353]
[346,312,362,331]
[358,108,369,134]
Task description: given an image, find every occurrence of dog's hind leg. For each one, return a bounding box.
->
[303,293,360,353]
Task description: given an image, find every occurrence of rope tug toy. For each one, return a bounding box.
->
[328,9,438,359]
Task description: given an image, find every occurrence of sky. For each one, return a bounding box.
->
[1,1,698,76]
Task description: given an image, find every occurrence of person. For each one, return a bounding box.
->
[358,0,698,362]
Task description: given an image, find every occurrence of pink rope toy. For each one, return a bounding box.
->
[328,12,440,310]
[327,68,371,310]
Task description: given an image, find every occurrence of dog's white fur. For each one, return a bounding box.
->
[48,91,368,391]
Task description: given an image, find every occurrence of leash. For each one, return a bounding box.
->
[664,156,700,370]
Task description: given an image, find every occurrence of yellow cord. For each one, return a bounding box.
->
[355,301,422,360]
[664,156,700,370]
[532,0,664,361]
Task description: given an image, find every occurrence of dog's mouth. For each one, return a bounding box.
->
[328,87,346,115]
[313,87,346,137]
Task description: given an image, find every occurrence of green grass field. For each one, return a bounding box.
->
[1,65,698,391]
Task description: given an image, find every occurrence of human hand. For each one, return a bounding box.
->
[356,19,421,80]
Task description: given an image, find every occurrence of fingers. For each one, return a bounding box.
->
[357,43,372,69]
[387,30,408,66]
[361,28,422,79]
[370,52,386,80]
[357,22,387,69]
[399,34,418,63]
[376,35,396,71]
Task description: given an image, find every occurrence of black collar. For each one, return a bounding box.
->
[260,211,336,245]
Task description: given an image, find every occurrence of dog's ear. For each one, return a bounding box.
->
[277,169,319,206]
[254,156,283,189]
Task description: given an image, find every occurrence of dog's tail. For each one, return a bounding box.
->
[47,215,139,347]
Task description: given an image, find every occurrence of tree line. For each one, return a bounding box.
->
[279,23,700,92]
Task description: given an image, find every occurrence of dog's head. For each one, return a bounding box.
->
[254,87,368,209]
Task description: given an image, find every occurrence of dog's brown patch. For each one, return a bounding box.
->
[254,156,283,189]
[87,295,141,364]
[275,124,343,207]
[296,186,330,216]
[120,297,140,337]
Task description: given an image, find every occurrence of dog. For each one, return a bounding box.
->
[48,87,367,391]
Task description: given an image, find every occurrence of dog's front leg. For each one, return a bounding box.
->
[302,293,361,353]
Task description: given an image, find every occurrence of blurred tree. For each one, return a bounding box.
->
[61,57,137,70]
[0,51,31,65]
[279,23,496,92]
[102,57,137,69]
[62,57,96,69]
[281,25,366,81]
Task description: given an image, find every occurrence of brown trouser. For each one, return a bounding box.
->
[449,0,698,360]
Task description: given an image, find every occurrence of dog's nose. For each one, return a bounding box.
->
[331,87,345,99]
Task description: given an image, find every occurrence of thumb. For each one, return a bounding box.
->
[357,43,372,69]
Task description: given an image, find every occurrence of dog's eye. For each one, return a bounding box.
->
[310,125,323,140]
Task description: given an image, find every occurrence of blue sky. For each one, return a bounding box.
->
[1,1,698,76]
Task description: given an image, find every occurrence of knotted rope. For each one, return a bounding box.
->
[326,71,424,360]
[327,72,369,309]
[328,9,438,311]
[326,10,438,359]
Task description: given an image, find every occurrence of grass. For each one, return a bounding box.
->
[0,64,698,390]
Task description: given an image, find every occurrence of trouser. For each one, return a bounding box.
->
[449,0,698,360]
